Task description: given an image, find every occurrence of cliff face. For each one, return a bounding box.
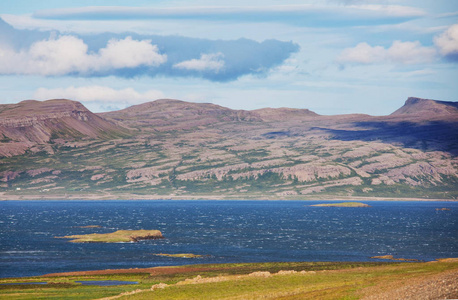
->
[1,97,457,199]
[0,99,127,156]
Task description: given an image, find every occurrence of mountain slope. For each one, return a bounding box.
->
[0,97,457,200]
[101,99,261,132]
[0,99,127,156]
[252,107,319,121]
[390,97,458,119]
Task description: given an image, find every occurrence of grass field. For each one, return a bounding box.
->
[1,260,457,299]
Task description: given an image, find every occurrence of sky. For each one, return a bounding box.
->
[0,0,457,115]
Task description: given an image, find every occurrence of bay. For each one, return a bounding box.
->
[0,200,457,278]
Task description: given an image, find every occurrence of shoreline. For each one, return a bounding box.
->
[0,260,422,279]
[38,262,401,278]
[2,258,457,279]
[0,193,457,202]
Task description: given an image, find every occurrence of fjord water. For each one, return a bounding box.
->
[0,200,456,278]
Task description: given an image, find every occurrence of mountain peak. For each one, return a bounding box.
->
[405,97,426,105]
[252,107,319,121]
[390,97,458,118]
[0,99,126,156]
[101,98,262,131]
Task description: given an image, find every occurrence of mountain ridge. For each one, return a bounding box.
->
[100,98,262,132]
[0,99,127,157]
[0,96,457,200]
[391,97,458,118]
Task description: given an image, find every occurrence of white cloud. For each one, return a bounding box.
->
[0,18,299,81]
[387,41,436,64]
[97,37,165,70]
[337,42,386,64]
[337,40,436,65]
[0,36,167,76]
[33,86,165,105]
[434,24,458,56]
[173,53,225,72]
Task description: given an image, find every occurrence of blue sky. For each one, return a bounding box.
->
[0,0,457,115]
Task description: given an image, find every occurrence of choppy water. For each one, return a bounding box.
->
[0,200,457,278]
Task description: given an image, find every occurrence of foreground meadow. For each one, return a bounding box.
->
[1,260,457,299]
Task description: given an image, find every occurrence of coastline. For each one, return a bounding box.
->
[40,258,458,277]
[1,192,457,202]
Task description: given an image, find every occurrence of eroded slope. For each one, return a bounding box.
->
[1,97,457,199]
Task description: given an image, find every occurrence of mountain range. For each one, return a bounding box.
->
[0,97,457,200]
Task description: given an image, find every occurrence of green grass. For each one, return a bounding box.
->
[123,261,458,300]
[0,262,383,300]
[1,261,457,300]
[0,274,151,300]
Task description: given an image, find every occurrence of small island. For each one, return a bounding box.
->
[57,229,164,243]
[153,253,203,258]
[310,202,371,207]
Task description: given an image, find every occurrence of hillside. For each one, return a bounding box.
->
[0,99,128,157]
[100,99,261,132]
[0,97,457,200]
[391,97,458,118]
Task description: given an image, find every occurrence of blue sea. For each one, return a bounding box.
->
[0,200,457,278]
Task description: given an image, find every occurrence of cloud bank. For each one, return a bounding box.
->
[338,24,458,65]
[32,4,425,27]
[337,41,436,65]
[434,24,458,61]
[33,86,164,105]
[0,36,166,76]
[0,19,299,81]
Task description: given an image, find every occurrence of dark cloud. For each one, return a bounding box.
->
[443,53,458,62]
[0,18,49,49]
[0,18,299,81]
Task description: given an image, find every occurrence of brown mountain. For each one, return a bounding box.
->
[252,107,319,121]
[391,97,458,119]
[101,99,261,132]
[0,99,127,156]
[0,97,457,200]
